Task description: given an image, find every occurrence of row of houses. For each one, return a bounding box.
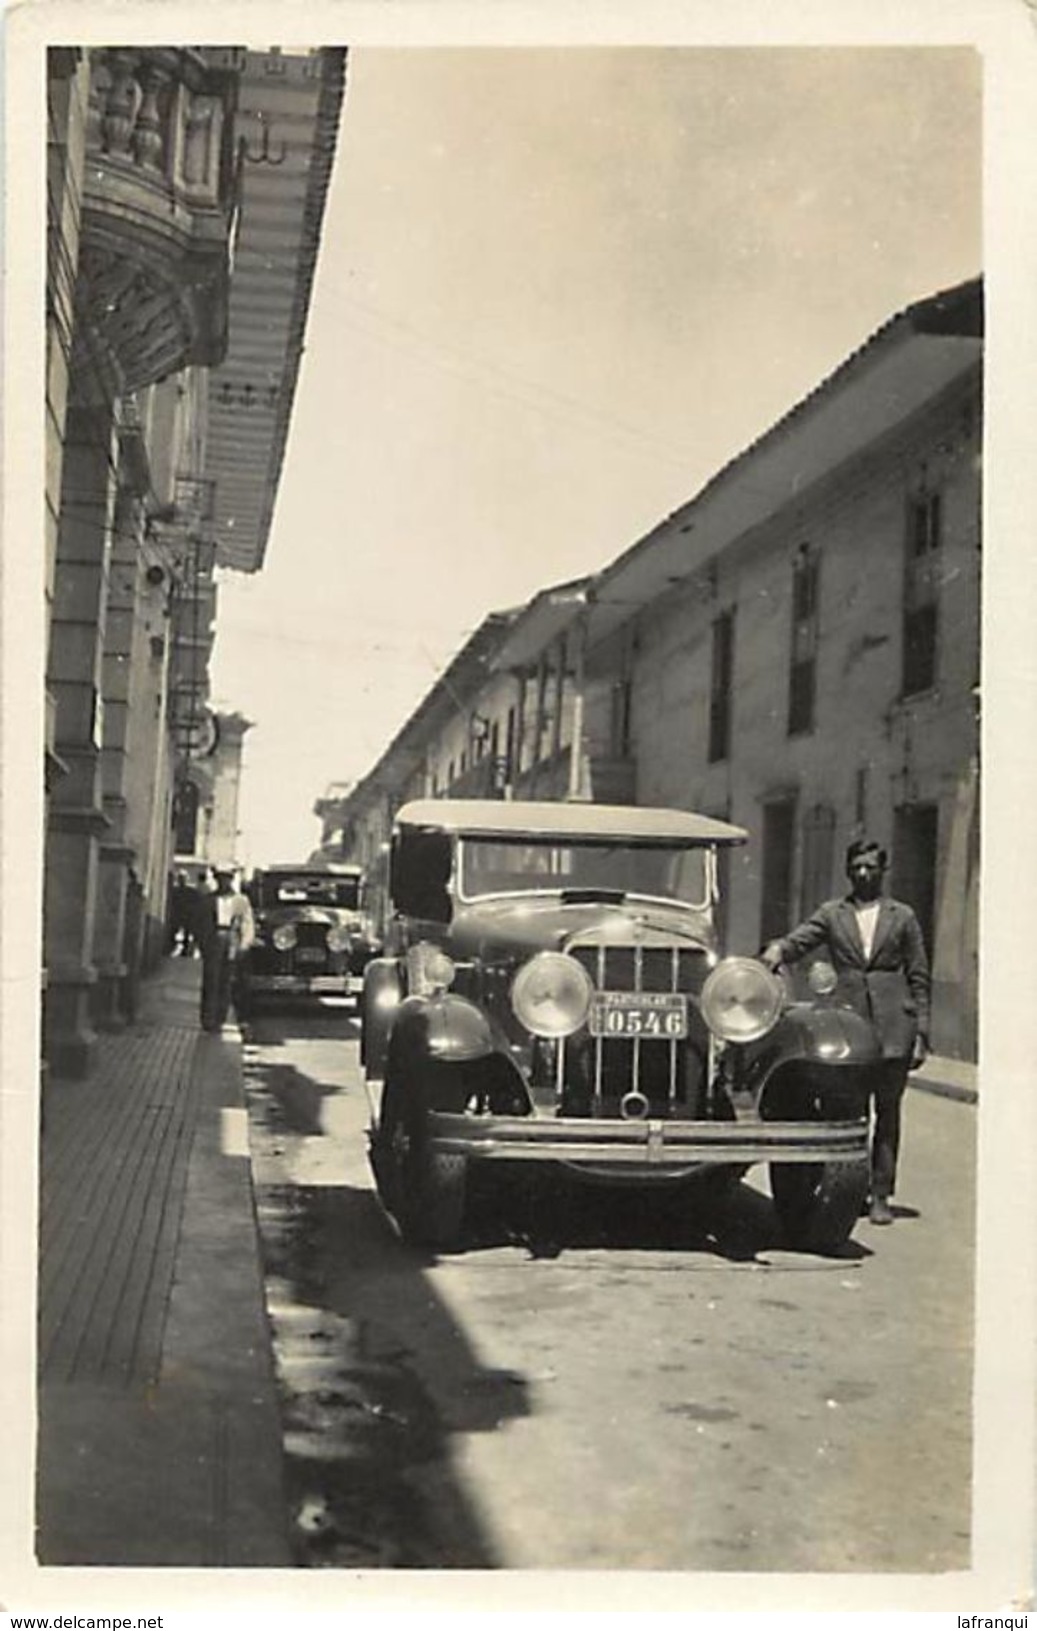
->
[44,45,346,1075]
[315,278,982,1062]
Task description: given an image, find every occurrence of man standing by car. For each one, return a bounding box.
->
[196,865,256,1033]
[761,838,930,1226]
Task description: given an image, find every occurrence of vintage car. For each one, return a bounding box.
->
[361,800,877,1252]
[235,863,378,1015]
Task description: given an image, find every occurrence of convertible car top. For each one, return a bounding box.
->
[394,799,749,846]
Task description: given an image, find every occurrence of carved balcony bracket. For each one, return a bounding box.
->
[73,47,243,401]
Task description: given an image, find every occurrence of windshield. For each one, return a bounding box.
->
[457,837,711,909]
[258,874,361,910]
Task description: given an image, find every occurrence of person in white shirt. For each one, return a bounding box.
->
[197,866,256,1032]
[761,839,930,1227]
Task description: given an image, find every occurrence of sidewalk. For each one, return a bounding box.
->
[909,1052,978,1105]
[36,958,291,1567]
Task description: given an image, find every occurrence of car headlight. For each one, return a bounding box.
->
[700,956,784,1043]
[808,959,838,996]
[272,924,297,952]
[406,941,456,996]
[326,925,352,953]
[511,952,594,1039]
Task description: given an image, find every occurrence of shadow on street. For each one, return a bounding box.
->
[241,1004,360,1044]
[243,1026,524,1568]
[242,1013,876,1568]
[461,1166,874,1265]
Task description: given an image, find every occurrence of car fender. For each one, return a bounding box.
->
[361,957,404,1075]
[738,1001,880,1120]
[383,992,534,1117]
[389,991,495,1064]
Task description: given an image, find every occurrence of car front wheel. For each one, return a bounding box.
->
[769,1158,869,1252]
[374,1072,467,1250]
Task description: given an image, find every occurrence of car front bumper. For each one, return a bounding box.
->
[426,1110,868,1174]
[244,974,364,996]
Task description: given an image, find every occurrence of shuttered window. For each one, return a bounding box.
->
[788,547,820,736]
[903,491,941,696]
[708,610,735,764]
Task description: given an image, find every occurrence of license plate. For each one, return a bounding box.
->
[295,947,326,966]
[589,991,687,1039]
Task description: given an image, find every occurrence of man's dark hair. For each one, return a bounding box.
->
[846,838,887,870]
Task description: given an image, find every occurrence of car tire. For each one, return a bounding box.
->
[375,1072,467,1250]
[400,1149,467,1250]
[769,1158,869,1252]
[698,1164,746,1201]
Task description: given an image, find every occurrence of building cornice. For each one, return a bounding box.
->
[585,278,983,658]
[210,48,348,574]
[252,49,348,571]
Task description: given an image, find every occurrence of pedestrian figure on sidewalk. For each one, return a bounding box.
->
[196,866,256,1033]
[168,869,199,957]
[761,838,930,1226]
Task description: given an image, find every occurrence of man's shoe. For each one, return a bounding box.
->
[868,1197,894,1226]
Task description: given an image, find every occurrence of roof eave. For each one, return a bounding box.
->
[585,276,983,652]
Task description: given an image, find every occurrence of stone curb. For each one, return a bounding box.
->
[908,1072,978,1106]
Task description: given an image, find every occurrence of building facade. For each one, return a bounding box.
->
[323,280,981,1061]
[313,611,521,932]
[44,45,346,1074]
[590,281,981,1057]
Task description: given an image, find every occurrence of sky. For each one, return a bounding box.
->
[209,45,981,867]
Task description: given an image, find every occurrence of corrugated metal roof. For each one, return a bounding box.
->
[595,278,983,603]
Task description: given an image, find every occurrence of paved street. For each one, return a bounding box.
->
[32,39,1002,1606]
[241,1004,975,1573]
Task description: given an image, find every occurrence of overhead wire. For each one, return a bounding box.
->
[333,292,698,471]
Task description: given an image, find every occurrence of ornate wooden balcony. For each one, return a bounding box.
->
[73,48,241,399]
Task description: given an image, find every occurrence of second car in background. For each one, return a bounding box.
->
[235,862,379,1017]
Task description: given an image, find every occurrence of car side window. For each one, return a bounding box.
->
[391,829,453,923]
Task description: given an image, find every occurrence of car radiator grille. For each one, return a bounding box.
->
[278,921,332,972]
[563,942,713,1117]
[292,921,330,949]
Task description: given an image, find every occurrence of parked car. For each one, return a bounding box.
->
[235,863,378,1016]
[361,799,877,1252]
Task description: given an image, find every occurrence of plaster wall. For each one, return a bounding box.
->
[208,722,250,866]
[629,374,980,1053]
[45,57,90,624]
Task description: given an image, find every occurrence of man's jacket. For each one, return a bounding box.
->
[775,895,930,1058]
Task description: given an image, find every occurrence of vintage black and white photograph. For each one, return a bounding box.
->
[5,0,1037,1614]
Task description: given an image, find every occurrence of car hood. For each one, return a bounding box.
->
[446,895,715,961]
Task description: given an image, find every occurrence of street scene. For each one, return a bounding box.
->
[242,1003,975,1573]
[16,17,1037,1616]
[35,965,975,1575]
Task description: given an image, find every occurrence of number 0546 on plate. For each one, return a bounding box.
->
[589,991,688,1039]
